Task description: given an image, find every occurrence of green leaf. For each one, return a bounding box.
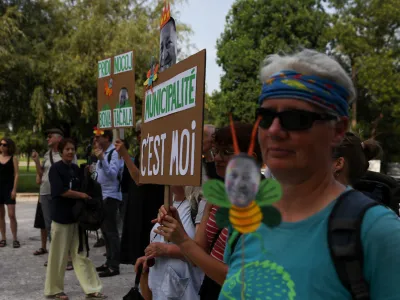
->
[215,208,231,229]
[261,206,282,228]
[228,229,240,249]
[256,179,282,206]
[202,180,231,208]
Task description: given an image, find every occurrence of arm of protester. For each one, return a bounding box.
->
[154,207,228,285]
[135,257,153,300]
[98,147,120,178]
[36,174,42,185]
[362,206,400,299]
[144,242,185,260]
[114,139,142,186]
[61,190,91,200]
[32,150,44,178]
[158,202,211,251]
[11,156,19,200]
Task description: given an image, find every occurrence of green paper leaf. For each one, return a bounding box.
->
[228,229,240,249]
[215,208,230,229]
[256,179,282,206]
[261,206,282,228]
[202,180,231,208]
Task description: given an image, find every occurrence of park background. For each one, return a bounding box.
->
[1,0,400,193]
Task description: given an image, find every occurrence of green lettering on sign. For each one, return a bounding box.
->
[99,110,112,128]
[98,58,111,78]
[114,51,133,75]
[113,107,133,127]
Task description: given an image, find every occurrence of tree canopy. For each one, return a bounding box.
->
[0,0,191,141]
[207,0,400,161]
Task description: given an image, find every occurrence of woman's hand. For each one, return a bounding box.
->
[135,256,149,273]
[145,242,167,258]
[153,206,189,246]
[94,147,104,160]
[11,190,16,200]
[114,139,129,158]
[31,150,39,162]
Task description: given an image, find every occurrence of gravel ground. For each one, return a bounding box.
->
[0,200,135,300]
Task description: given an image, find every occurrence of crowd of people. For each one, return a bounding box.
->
[1,48,400,299]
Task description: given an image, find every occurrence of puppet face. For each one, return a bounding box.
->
[160,20,177,72]
[225,155,260,207]
[119,88,128,106]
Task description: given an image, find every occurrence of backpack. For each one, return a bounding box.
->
[72,168,105,231]
[353,171,400,216]
[230,190,388,300]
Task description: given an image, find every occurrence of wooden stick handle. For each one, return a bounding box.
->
[163,185,172,243]
[164,185,171,211]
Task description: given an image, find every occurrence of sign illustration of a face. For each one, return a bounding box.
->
[225,155,261,207]
[119,87,128,107]
[160,19,177,72]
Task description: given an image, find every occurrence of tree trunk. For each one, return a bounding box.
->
[27,153,30,173]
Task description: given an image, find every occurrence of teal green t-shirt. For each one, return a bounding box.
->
[220,193,400,300]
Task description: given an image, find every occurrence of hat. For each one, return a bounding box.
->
[46,128,64,136]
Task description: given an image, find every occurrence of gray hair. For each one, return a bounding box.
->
[204,124,216,136]
[260,49,356,104]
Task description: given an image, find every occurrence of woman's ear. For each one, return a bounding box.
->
[333,157,345,174]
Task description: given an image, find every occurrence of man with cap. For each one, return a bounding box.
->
[32,128,76,270]
[93,129,124,277]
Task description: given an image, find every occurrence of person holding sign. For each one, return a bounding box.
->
[116,120,164,266]
[93,130,124,278]
[154,123,263,300]
[135,185,204,300]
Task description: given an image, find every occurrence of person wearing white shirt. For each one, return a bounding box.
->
[136,186,204,300]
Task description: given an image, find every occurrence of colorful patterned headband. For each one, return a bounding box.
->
[258,70,350,116]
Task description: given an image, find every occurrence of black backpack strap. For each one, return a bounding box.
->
[328,190,379,300]
[49,150,54,165]
[107,148,115,164]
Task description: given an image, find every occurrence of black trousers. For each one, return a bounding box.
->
[101,197,121,270]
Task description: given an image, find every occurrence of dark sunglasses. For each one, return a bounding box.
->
[0,143,8,147]
[256,108,338,131]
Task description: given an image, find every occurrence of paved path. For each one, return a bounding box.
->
[0,201,135,300]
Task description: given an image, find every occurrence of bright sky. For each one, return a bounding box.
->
[176,0,235,94]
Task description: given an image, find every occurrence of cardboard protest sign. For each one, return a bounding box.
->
[139,49,206,186]
[97,50,135,129]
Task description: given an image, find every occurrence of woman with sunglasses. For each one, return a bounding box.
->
[45,138,107,300]
[214,49,400,299]
[0,137,19,248]
[154,123,263,300]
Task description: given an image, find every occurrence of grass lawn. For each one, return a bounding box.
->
[17,160,86,193]
[18,165,39,193]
